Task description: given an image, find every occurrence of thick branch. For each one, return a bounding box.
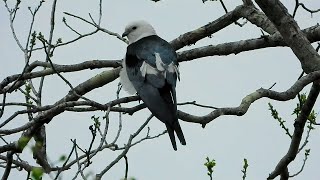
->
[170,5,245,50]
[178,25,320,62]
[0,60,121,94]
[267,83,320,179]
[239,4,277,34]
[178,70,320,126]
[171,4,280,51]
[255,0,320,73]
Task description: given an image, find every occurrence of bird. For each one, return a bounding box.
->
[120,20,186,150]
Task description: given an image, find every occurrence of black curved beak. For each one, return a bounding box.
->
[122,31,128,37]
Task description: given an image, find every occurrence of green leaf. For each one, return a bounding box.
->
[242,158,249,180]
[268,103,292,138]
[59,155,67,162]
[56,38,62,44]
[31,167,43,180]
[204,157,216,179]
[18,136,30,150]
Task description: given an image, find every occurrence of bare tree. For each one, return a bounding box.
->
[0,0,320,179]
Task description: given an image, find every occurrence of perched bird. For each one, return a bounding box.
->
[120,20,186,150]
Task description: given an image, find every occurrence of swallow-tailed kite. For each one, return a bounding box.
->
[120,20,186,150]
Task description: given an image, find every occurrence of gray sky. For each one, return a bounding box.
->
[1,0,320,179]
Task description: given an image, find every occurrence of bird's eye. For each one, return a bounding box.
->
[132,26,137,30]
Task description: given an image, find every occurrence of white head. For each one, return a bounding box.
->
[122,20,157,44]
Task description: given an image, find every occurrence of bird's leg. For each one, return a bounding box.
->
[136,92,142,104]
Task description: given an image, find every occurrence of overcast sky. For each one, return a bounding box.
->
[1,0,320,180]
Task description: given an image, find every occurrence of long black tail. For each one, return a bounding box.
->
[138,83,186,150]
[166,124,177,150]
[173,120,186,145]
[166,120,186,151]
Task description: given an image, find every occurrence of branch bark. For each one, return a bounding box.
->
[170,5,245,50]
[255,0,320,73]
[177,70,320,126]
[178,25,320,62]
[0,60,121,94]
[1,151,13,180]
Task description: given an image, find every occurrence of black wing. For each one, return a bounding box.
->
[125,35,185,150]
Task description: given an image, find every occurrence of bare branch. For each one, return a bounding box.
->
[72,139,87,180]
[0,60,121,93]
[0,93,6,118]
[62,17,81,36]
[299,3,320,14]
[293,0,320,18]
[3,0,24,52]
[289,149,310,178]
[63,12,128,43]
[111,84,124,144]
[123,155,128,180]
[25,0,44,51]
[63,12,95,26]
[54,143,76,179]
[95,115,153,179]
[178,70,320,126]
[255,0,320,73]
[48,0,58,45]
[178,101,218,109]
[170,5,244,50]
[1,151,14,180]
[98,0,102,25]
[178,25,320,62]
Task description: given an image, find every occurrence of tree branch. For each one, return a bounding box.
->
[95,115,153,179]
[178,70,320,126]
[178,25,320,62]
[267,83,320,179]
[0,60,120,93]
[1,151,13,180]
[170,5,245,50]
[0,68,121,153]
[255,0,320,73]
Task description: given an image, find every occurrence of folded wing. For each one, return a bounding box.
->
[124,35,186,150]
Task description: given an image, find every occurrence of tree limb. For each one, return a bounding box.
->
[1,151,13,180]
[178,70,320,126]
[267,83,320,179]
[178,25,320,62]
[255,0,320,73]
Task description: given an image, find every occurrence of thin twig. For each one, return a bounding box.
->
[98,0,102,25]
[177,101,218,109]
[123,155,128,180]
[289,149,310,177]
[0,93,7,118]
[95,115,153,179]
[62,17,81,36]
[72,139,87,180]
[1,151,14,180]
[54,142,76,180]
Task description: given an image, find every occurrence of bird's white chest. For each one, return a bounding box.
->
[119,58,137,94]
